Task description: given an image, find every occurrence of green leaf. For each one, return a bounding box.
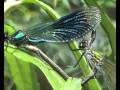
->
[4,24,16,35]
[60,77,82,90]
[4,44,65,90]
[5,47,40,90]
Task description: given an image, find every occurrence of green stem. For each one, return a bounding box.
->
[22,0,60,19]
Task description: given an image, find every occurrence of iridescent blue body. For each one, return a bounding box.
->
[4,7,101,46]
[4,30,29,46]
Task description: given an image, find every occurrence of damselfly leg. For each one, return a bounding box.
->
[4,32,19,53]
[71,30,96,67]
[81,68,98,85]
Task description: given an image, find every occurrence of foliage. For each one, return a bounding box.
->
[4,0,116,90]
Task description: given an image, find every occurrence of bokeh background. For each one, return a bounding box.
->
[4,0,116,90]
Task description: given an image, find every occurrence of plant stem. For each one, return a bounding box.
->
[25,45,69,80]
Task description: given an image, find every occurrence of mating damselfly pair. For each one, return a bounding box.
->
[4,6,115,89]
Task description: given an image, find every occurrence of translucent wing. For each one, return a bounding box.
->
[24,7,101,43]
[98,58,116,90]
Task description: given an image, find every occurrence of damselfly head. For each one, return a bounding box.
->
[4,30,29,46]
[79,40,89,50]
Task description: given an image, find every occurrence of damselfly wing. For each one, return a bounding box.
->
[23,7,101,43]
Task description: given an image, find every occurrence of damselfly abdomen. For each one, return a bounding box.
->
[71,35,115,90]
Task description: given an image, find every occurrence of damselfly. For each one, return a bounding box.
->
[4,6,101,47]
[86,50,116,90]
[4,6,101,87]
[72,38,116,90]
[4,33,102,87]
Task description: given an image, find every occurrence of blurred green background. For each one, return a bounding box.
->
[4,0,116,90]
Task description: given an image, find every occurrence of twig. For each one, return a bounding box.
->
[25,45,69,80]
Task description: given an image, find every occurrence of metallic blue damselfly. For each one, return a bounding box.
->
[4,7,101,46]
